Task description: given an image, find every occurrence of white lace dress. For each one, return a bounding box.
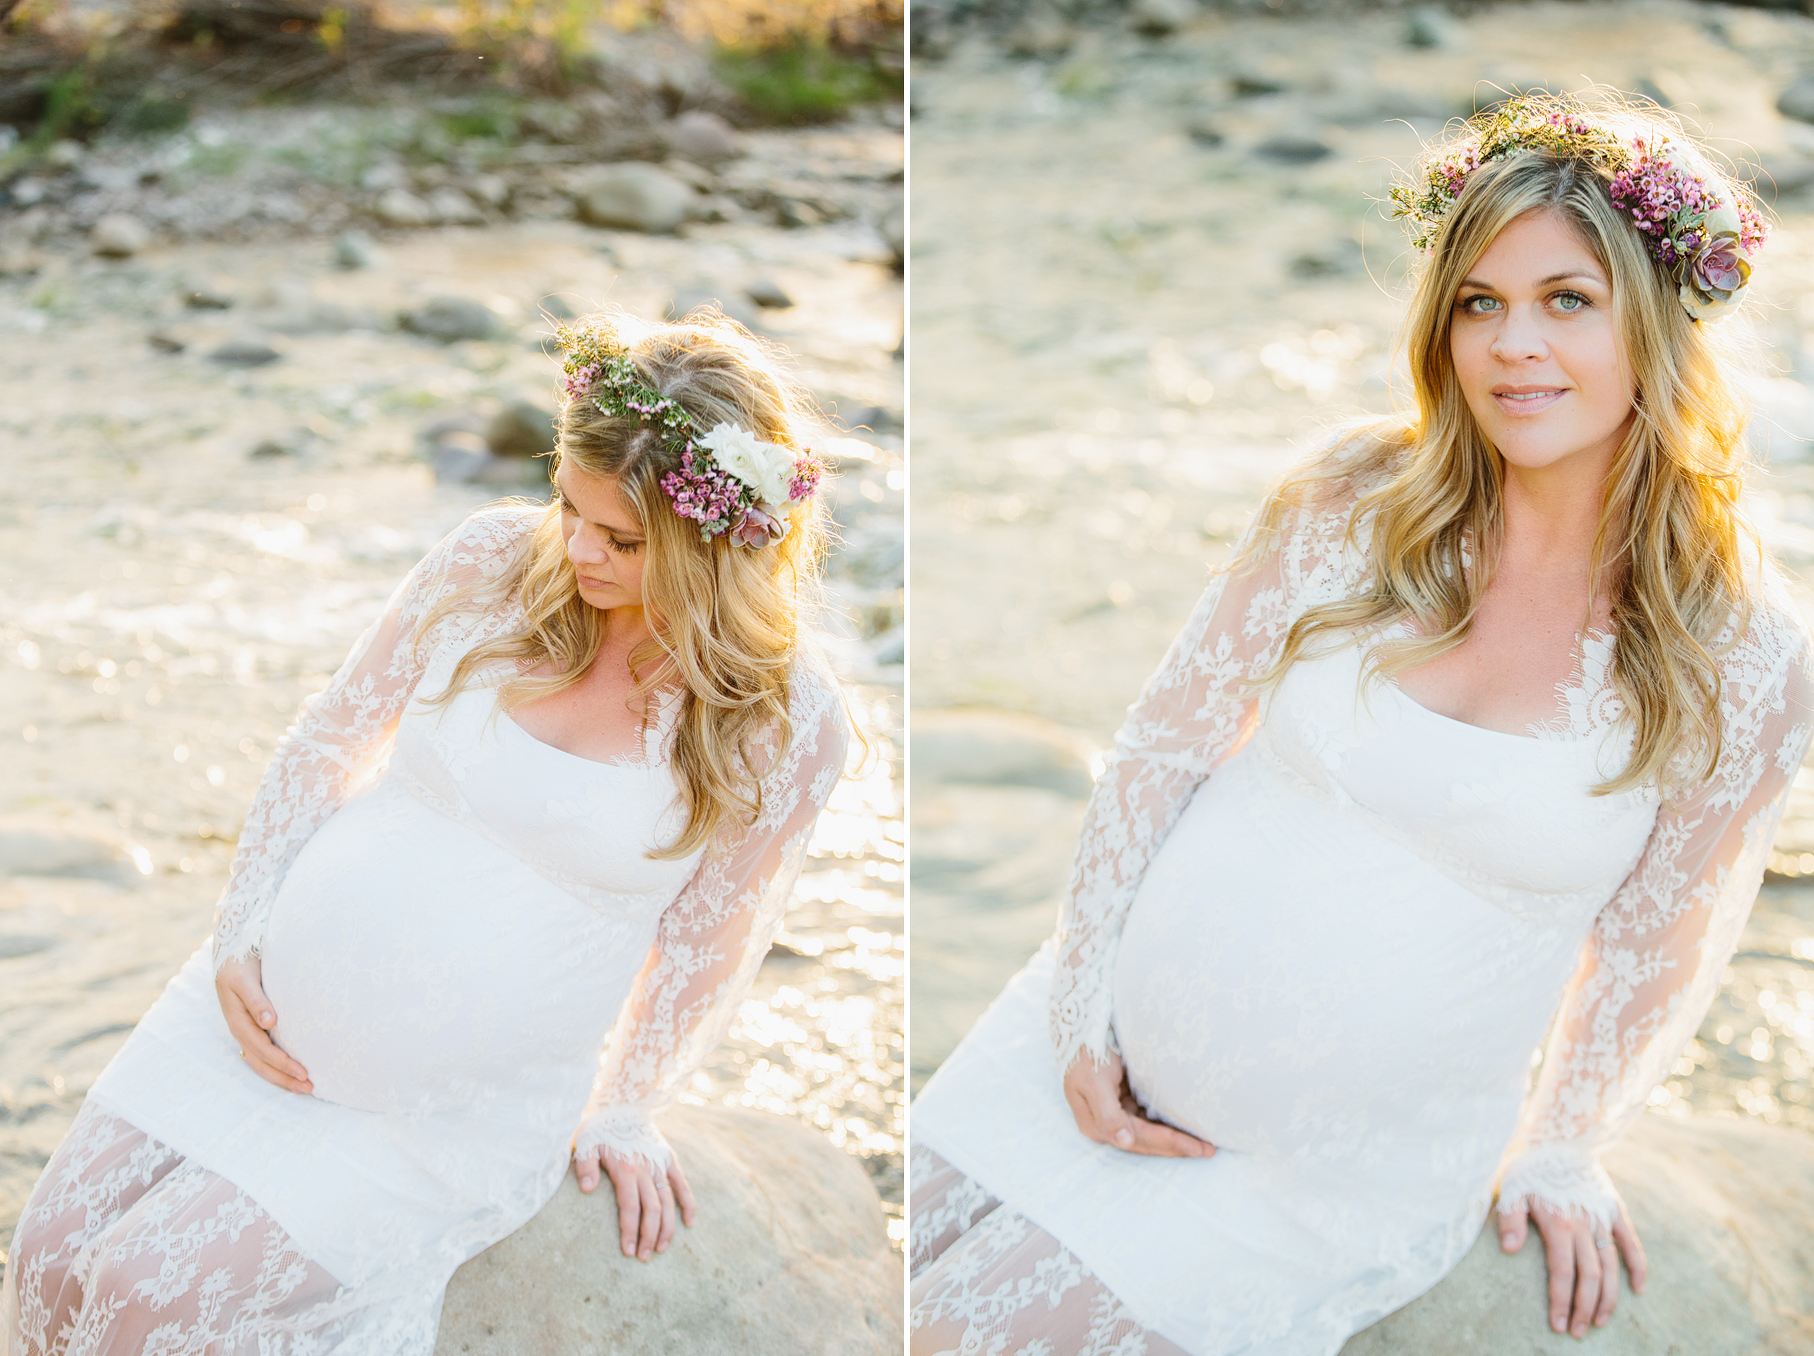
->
[2,505,850,1355]
[909,479,1814,1355]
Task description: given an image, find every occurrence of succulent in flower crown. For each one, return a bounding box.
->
[555,323,823,547]
[1389,95,1769,322]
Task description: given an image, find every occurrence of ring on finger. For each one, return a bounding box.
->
[1594,1237,1613,1249]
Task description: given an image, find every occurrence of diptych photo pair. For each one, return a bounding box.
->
[5,0,1814,1351]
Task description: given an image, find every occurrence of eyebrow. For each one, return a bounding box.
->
[1458,270,1606,290]
[554,478,646,539]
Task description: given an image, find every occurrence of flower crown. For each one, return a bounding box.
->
[555,323,823,548]
[1389,98,1769,322]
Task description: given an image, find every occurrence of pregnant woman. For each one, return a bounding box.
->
[3,310,850,1353]
[910,95,1814,1353]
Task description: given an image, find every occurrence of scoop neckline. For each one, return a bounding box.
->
[1374,621,1615,744]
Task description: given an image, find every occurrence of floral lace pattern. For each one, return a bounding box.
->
[3,1103,352,1356]
[908,1146,1186,1356]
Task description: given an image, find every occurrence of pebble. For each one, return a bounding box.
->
[881,196,905,269]
[485,399,556,459]
[574,164,693,234]
[183,287,233,310]
[465,174,511,211]
[7,178,45,208]
[44,139,84,171]
[147,331,186,353]
[1130,0,1195,37]
[746,278,795,309]
[376,187,436,227]
[209,335,282,366]
[1006,4,1075,58]
[664,110,743,167]
[0,245,42,277]
[1231,72,1286,98]
[1779,75,1814,126]
[400,296,498,343]
[91,213,150,258]
[427,186,485,225]
[430,431,493,484]
[333,230,381,269]
[1405,4,1461,49]
[248,428,317,458]
[1185,116,1225,148]
[1253,133,1334,164]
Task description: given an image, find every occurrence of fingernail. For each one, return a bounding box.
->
[1500,1232,1511,1247]
[1113,1128,1133,1147]
[1553,1318,1565,1333]
[260,1012,273,1025]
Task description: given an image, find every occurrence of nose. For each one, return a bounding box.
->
[566,521,607,568]
[1489,301,1549,364]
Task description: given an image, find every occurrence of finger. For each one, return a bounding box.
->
[221,994,311,1085]
[227,971,278,1030]
[1612,1210,1647,1295]
[242,1046,313,1095]
[669,1159,698,1227]
[574,1152,601,1194]
[1543,1219,1576,1334]
[1122,1114,1216,1159]
[1499,1205,1527,1253]
[655,1183,677,1253]
[1570,1230,1600,1338]
[1592,1233,1619,1328]
[637,1174,661,1260]
[610,1161,641,1258]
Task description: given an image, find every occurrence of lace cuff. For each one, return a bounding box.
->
[1495,1143,1621,1231]
[573,1107,674,1176]
[211,882,276,972]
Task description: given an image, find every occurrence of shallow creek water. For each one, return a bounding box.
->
[0,161,904,1264]
[910,0,1814,1148]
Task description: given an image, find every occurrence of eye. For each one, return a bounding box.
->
[557,492,578,515]
[1551,290,1590,313]
[1458,294,1500,315]
[606,536,644,555]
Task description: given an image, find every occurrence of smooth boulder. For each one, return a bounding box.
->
[435,1105,900,1356]
[575,164,693,234]
[1343,1114,1814,1354]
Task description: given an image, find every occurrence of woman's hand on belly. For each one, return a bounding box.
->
[215,957,313,1095]
[1062,1048,1216,1158]
[1500,1195,1647,1338]
[574,1144,698,1262]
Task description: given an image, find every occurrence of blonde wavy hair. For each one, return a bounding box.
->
[1236,94,1761,795]
[420,307,831,858]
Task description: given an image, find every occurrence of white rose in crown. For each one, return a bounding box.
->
[699,423,795,507]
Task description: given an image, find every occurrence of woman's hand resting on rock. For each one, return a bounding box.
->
[215,956,312,1094]
[1063,1048,1216,1158]
[1500,1195,1647,1338]
[574,1145,698,1262]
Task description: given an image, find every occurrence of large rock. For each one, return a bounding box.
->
[435,1106,899,1355]
[664,110,742,167]
[485,399,556,459]
[1343,1115,1814,1353]
[1779,75,1814,126]
[575,164,693,234]
[0,820,147,884]
[91,213,149,257]
[401,297,498,343]
[913,707,1096,797]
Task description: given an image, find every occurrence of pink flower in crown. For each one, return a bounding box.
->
[1692,234,1747,297]
[788,452,824,502]
[729,504,790,548]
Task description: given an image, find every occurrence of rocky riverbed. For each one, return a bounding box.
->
[909,0,1814,1166]
[0,96,904,1273]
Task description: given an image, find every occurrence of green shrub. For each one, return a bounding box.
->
[713,38,895,124]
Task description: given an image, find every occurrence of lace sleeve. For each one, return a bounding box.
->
[210,507,535,971]
[572,663,852,1174]
[1497,593,1814,1229]
[1048,485,1366,1076]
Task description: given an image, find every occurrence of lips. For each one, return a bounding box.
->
[1490,385,1566,414]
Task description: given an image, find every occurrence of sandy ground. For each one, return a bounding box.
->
[0,124,905,1269]
[909,0,1814,1149]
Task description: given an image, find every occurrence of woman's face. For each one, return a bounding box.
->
[555,462,647,613]
[1449,207,1637,478]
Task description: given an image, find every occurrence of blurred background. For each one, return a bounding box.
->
[0,0,904,1271]
[908,0,1814,1174]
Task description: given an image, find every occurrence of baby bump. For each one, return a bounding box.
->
[259,782,645,1116]
[1111,769,1561,1158]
